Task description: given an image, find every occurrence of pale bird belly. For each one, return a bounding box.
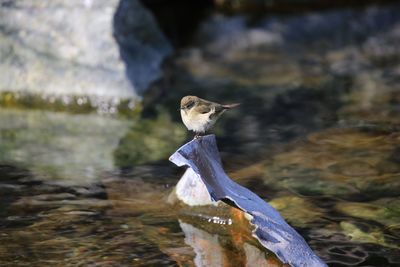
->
[181,110,214,133]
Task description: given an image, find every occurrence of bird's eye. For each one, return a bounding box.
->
[186,101,195,109]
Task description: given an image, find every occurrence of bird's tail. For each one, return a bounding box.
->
[222,103,240,109]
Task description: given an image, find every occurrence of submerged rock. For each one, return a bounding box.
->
[335,199,400,228]
[269,196,325,228]
[340,221,399,249]
[263,129,400,199]
[0,0,171,100]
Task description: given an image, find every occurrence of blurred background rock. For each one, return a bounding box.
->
[0,0,171,100]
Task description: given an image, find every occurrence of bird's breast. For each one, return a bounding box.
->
[181,108,214,132]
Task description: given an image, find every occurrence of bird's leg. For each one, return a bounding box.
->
[193,129,207,139]
[194,131,205,139]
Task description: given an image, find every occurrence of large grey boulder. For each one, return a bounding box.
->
[0,0,171,99]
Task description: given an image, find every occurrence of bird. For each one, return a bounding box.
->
[180,95,240,138]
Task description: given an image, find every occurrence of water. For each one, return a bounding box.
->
[1,3,400,267]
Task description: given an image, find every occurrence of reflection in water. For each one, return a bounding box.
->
[180,220,283,267]
[0,108,132,185]
[180,221,224,267]
[0,168,284,266]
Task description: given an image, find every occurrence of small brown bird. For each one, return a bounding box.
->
[180,95,240,138]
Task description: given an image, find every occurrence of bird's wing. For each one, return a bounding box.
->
[196,104,212,114]
[209,105,226,120]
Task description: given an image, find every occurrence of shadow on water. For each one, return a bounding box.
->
[1,2,400,266]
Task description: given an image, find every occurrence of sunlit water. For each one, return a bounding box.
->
[1,3,400,267]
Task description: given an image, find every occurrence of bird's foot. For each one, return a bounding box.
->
[193,133,203,139]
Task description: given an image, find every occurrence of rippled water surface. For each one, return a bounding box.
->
[1,3,400,267]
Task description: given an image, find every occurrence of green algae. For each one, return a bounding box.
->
[0,91,142,118]
[336,199,400,228]
[340,221,399,249]
[269,195,325,227]
[113,114,187,167]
